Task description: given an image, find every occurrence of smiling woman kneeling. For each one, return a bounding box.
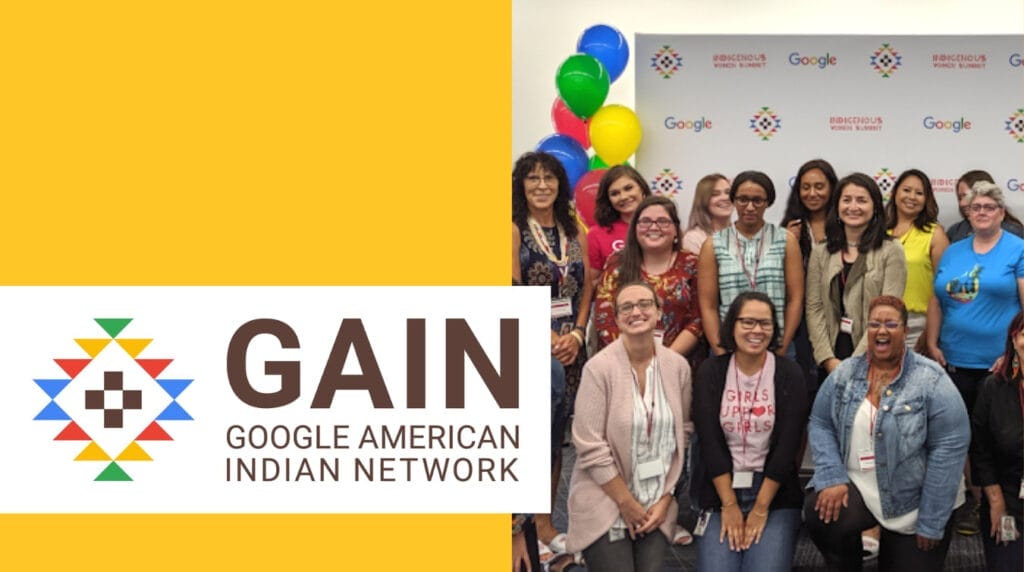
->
[805,295,969,571]
[566,282,692,572]
[690,292,807,572]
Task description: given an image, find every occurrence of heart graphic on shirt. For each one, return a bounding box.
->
[750,406,766,417]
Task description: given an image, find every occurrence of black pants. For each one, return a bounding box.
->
[803,482,955,572]
[945,364,988,418]
[582,529,668,572]
[517,517,542,572]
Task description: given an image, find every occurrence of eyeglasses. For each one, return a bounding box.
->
[617,299,656,315]
[733,196,768,208]
[736,317,773,330]
[866,320,902,330]
[970,203,1000,214]
[636,217,674,230]
[525,174,557,185]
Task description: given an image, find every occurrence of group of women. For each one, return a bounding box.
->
[511,151,1024,572]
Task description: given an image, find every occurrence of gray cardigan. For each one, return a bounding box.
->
[805,239,907,365]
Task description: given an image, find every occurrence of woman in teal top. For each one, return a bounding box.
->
[698,171,803,357]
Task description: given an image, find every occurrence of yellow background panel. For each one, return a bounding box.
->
[0,1,508,569]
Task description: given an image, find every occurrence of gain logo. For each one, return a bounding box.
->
[874,168,897,201]
[32,318,193,481]
[1005,109,1024,143]
[750,107,781,141]
[870,43,902,78]
[650,45,683,79]
[650,168,682,197]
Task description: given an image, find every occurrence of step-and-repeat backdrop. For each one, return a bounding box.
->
[636,35,1024,228]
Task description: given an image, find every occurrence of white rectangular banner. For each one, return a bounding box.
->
[0,286,551,513]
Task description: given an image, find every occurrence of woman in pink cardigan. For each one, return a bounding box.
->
[566,281,693,571]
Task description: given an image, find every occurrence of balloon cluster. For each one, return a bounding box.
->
[535,24,642,228]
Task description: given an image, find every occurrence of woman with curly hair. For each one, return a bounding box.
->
[512,150,594,553]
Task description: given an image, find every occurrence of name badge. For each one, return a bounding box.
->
[694,510,710,536]
[1019,478,1024,500]
[609,526,625,542]
[551,297,572,319]
[733,470,753,489]
[653,329,664,345]
[840,316,853,334]
[636,459,665,481]
[858,450,876,471]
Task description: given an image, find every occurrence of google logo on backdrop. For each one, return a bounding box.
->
[1010,53,1022,67]
[1009,179,1021,192]
[788,52,837,68]
[923,116,972,133]
[663,116,712,132]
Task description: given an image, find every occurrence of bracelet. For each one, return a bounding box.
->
[721,500,737,508]
[569,330,585,346]
[573,324,586,334]
[751,509,768,517]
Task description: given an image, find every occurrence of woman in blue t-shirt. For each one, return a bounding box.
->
[927,180,1024,537]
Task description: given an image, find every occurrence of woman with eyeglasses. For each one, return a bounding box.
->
[927,181,1024,537]
[690,292,807,572]
[681,173,733,255]
[805,295,969,571]
[806,173,907,377]
[566,281,692,572]
[588,165,654,274]
[698,171,803,358]
[512,151,594,554]
[593,196,703,364]
[884,169,949,350]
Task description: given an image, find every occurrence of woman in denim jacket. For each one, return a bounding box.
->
[804,295,969,571]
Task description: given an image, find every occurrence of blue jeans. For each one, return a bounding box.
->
[696,473,801,572]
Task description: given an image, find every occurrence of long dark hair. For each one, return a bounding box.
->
[781,159,837,260]
[618,196,683,283]
[594,165,652,229]
[825,173,890,254]
[885,169,938,231]
[996,311,1024,383]
[511,151,578,238]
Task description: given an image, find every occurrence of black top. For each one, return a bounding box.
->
[690,353,808,510]
[971,374,1024,520]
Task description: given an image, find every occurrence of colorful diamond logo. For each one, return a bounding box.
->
[650,45,683,79]
[874,168,897,201]
[750,107,782,141]
[650,169,682,197]
[871,43,902,78]
[32,318,193,481]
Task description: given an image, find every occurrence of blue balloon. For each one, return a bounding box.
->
[577,24,629,83]
[536,134,589,195]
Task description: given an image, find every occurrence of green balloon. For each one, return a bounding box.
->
[588,155,629,169]
[555,54,610,119]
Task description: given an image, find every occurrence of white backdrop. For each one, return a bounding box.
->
[635,35,1024,227]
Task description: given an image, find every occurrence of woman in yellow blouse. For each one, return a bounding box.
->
[885,169,949,349]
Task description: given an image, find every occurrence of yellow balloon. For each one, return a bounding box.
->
[588,104,642,166]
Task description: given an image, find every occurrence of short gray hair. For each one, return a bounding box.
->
[966,180,1007,209]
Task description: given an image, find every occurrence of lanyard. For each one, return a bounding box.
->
[735,227,766,290]
[632,359,658,441]
[733,357,765,456]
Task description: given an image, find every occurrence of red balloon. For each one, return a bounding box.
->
[573,169,605,229]
[552,97,590,149]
